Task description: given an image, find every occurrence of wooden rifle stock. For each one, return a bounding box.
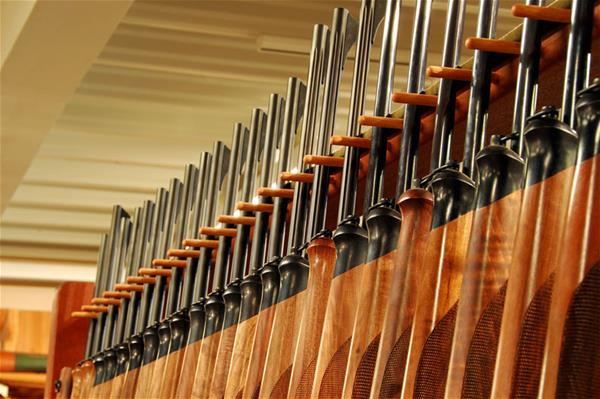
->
[369,189,432,398]
[287,237,337,398]
[538,80,600,398]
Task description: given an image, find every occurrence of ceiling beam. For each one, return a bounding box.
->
[1,0,134,215]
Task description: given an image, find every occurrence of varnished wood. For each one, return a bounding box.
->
[426,66,473,81]
[341,253,395,398]
[218,215,256,226]
[191,331,222,398]
[287,238,337,399]
[310,263,366,398]
[303,155,344,168]
[71,312,98,318]
[108,372,126,399]
[243,305,277,398]
[159,347,186,398]
[370,189,433,398]
[465,37,521,55]
[209,324,239,399]
[200,226,238,236]
[70,366,82,399]
[77,360,94,399]
[145,353,167,398]
[126,276,156,284]
[236,202,275,213]
[114,283,144,292]
[81,305,109,312]
[358,115,403,130]
[152,258,188,267]
[120,367,139,399]
[133,361,155,398]
[103,291,131,299]
[167,248,201,258]
[401,210,473,398]
[259,291,307,398]
[175,339,203,398]
[258,187,295,198]
[445,189,523,398]
[512,4,571,23]
[330,135,371,149]
[90,297,121,306]
[280,172,314,183]
[492,167,576,397]
[56,367,72,399]
[539,155,600,398]
[391,92,437,107]
[224,315,259,398]
[182,238,220,248]
[138,267,172,277]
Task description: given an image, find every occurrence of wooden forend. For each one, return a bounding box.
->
[512,4,571,23]
[236,202,275,213]
[391,92,438,107]
[304,155,344,168]
[330,135,371,149]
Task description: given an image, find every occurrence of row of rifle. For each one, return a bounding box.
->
[60,0,598,398]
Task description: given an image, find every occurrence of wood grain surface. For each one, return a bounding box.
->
[341,252,396,398]
[70,365,82,398]
[539,155,600,398]
[491,167,575,397]
[443,188,522,398]
[174,339,203,398]
[77,360,94,399]
[209,324,239,399]
[242,305,277,398]
[370,189,433,398]
[159,347,186,398]
[401,210,473,399]
[108,372,125,398]
[310,262,365,398]
[223,315,258,398]
[133,361,155,398]
[287,238,337,399]
[146,353,167,398]
[57,367,72,399]
[120,366,139,398]
[258,291,307,398]
[191,331,222,398]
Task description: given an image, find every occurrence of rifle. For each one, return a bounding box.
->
[441,0,555,397]
[286,8,358,398]
[199,108,267,398]
[107,201,154,398]
[241,77,306,398]
[119,188,168,398]
[143,164,200,398]
[90,210,133,398]
[133,179,183,399]
[538,78,600,399]
[257,22,330,399]
[174,141,230,398]
[310,1,386,396]
[216,92,283,399]
[157,152,212,399]
[492,0,594,396]
[370,0,465,397]
[188,123,250,398]
[70,234,109,399]
[340,0,422,395]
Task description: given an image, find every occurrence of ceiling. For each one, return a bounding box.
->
[0,0,520,282]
